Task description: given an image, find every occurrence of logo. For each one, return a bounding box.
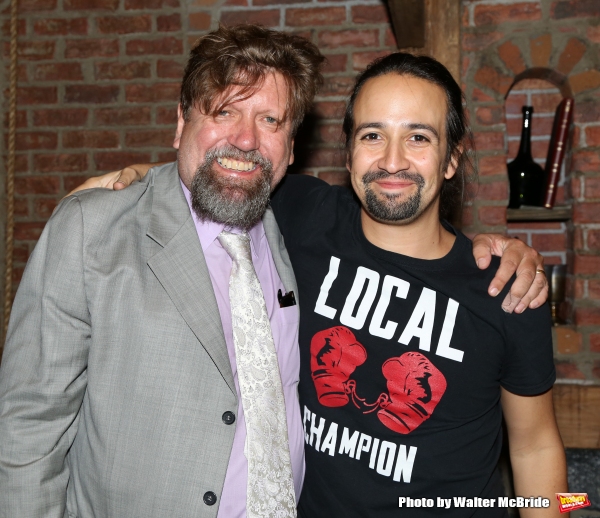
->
[556,493,591,513]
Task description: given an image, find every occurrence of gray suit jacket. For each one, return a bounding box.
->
[0,163,299,518]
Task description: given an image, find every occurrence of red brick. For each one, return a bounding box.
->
[507,139,548,161]
[318,75,356,97]
[63,130,120,148]
[125,0,178,7]
[531,233,567,252]
[465,32,507,54]
[384,27,396,48]
[530,33,552,68]
[585,126,600,147]
[65,39,119,58]
[65,85,120,104]
[33,18,87,36]
[474,66,512,95]
[557,38,587,75]
[189,12,211,30]
[33,153,88,173]
[34,199,59,220]
[255,0,306,4]
[34,108,88,126]
[574,100,600,123]
[593,360,600,381]
[555,361,586,380]
[156,59,183,79]
[508,221,562,230]
[94,106,151,125]
[286,7,345,27]
[497,40,526,75]
[478,155,508,177]
[575,307,600,326]
[1,19,26,37]
[157,151,177,162]
[95,61,152,80]
[572,151,600,173]
[312,101,345,120]
[351,4,389,24]
[316,124,343,145]
[220,9,279,27]
[64,0,118,9]
[477,181,508,201]
[14,132,57,151]
[573,254,600,274]
[531,92,563,115]
[97,15,151,34]
[551,0,600,19]
[125,129,175,147]
[474,131,504,151]
[94,152,152,171]
[4,110,27,129]
[303,148,345,168]
[126,37,183,56]
[13,199,29,218]
[570,70,600,95]
[63,174,96,193]
[474,2,542,25]
[156,106,177,125]
[590,280,600,300]
[475,106,504,126]
[14,223,46,241]
[318,170,349,186]
[33,63,83,81]
[12,244,30,264]
[17,0,56,11]
[17,41,55,61]
[157,13,181,31]
[318,29,378,49]
[472,88,495,102]
[17,87,57,105]
[125,83,180,103]
[478,205,506,226]
[590,333,600,352]
[352,50,391,71]
[322,54,347,74]
[506,115,554,137]
[588,230,600,251]
[583,176,600,198]
[13,155,30,174]
[15,175,60,194]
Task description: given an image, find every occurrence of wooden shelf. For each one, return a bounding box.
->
[506,205,572,222]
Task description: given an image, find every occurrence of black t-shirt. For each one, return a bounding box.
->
[271,174,555,518]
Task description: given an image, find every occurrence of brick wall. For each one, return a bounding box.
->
[1,0,599,381]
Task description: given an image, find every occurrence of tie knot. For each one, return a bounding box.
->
[218,231,252,265]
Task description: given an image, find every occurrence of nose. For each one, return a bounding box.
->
[228,116,259,152]
[377,141,410,174]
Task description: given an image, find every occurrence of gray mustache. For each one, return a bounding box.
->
[205,145,272,170]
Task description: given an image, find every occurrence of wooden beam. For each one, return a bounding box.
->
[387,0,425,49]
[553,384,600,449]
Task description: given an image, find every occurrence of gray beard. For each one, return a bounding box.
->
[362,170,425,223]
[190,146,273,231]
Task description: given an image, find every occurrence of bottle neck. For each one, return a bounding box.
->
[517,106,534,159]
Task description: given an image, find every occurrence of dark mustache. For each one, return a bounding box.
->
[362,170,425,188]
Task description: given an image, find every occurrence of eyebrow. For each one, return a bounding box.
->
[354,121,440,141]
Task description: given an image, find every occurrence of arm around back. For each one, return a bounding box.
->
[0,196,91,517]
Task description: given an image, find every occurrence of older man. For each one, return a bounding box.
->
[1,25,547,518]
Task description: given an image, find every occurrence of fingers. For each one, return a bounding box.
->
[65,170,123,197]
[472,234,494,270]
[114,166,142,188]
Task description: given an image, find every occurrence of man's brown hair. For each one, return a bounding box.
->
[180,24,325,134]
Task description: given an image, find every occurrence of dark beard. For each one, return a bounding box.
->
[189,146,273,231]
[362,170,425,223]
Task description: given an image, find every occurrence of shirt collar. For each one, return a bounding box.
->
[180,179,265,258]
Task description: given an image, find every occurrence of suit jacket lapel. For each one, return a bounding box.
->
[263,207,299,306]
[146,163,236,396]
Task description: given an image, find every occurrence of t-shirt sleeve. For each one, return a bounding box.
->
[270,174,332,236]
[499,300,556,395]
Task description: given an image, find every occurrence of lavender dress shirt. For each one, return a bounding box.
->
[182,183,304,517]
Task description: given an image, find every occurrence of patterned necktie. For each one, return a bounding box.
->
[217,231,296,518]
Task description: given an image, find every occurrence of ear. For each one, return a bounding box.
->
[444,145,463,180]
[288,138,295,166]
[173,104,185,150]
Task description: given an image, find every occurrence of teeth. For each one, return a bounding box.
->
[217,158,255,171]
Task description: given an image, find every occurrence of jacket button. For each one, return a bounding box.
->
[203,491,217,506]
[222,411,236,425]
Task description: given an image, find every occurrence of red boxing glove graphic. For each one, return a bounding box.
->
[378,352,446,434]
[311,326,367,407]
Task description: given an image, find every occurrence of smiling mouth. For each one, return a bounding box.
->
[216,157,256,172]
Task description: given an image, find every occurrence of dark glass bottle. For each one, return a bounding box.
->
[507,106,546,208]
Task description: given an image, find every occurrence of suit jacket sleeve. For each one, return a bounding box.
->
[0,196,91,517]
